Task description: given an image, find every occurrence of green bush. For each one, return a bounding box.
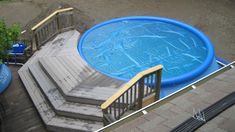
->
[0,19,21,64]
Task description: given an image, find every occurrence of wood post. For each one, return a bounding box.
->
[138,78,145,109]
[155,69,162,101]
[33,32,39,50]
[56,15,60,33]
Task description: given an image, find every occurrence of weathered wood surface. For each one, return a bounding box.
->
[18,30,126,131]
[1,66,47,132]
[19,69,103,132]
[29,61,103,121]
[38,30,124,105]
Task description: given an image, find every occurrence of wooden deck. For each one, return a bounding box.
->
[112,64,235,132]
[18,30,125,132]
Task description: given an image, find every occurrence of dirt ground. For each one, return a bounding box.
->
[0,0,234,61]
[0,1,234,132]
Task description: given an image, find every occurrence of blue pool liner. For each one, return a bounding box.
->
[0,64,12,94]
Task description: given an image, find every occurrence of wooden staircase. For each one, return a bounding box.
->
[18,30,124,132]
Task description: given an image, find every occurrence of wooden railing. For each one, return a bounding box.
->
[101,65,163,125]
[31,7,74,50]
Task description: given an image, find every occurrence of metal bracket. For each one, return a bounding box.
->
[142,110,148,115]
[230,65,234,68]
[192,85,197,89]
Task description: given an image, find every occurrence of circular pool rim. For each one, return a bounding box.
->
[78,16,215,86]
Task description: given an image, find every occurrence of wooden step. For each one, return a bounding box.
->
[69,71,124,105]
[56,54,96,83]
[39,56,77,93]
[28,61,103,121]
[18,68,103,132]
[39,56,124,105]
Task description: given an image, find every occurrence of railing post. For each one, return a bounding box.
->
[70,10,74,29]
[102,109,108,126]
[138,78,145,109]
[30,39,33,55]
[33,32,39,50]
[56,13,61,33]
[155,69,162,101]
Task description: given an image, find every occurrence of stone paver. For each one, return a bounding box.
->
[113,117,147,132]
[219,118,235,132]
[114,68,235,132]
[198,105,235,132]
[138,116,166,131]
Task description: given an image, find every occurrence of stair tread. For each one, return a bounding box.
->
[56,55,95,83]
[18,67,102,132]
[48,116,102,132]
[28,61,102,119]
[40,56,124,102]
[39,57,72,93]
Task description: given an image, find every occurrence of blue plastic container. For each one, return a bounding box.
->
[12,42,26,53]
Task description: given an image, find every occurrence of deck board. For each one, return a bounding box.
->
[29,61,103,121]
[39,57,71,93]
[19,64,103,132]
[36,30,125,104]
[17,30,126,131]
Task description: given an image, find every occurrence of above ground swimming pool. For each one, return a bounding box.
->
[78,16,221,97]
[0,64,12,94]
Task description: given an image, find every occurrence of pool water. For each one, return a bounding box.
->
[79,18,209,83]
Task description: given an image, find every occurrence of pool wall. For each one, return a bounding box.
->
[0,64,12,94]
[160,58,221,98]
[78,16,217,87]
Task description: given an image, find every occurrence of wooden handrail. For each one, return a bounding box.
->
[31,7,73,31]
[31,7,74,50]
[101,64,163,110]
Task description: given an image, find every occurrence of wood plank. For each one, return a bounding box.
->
[49,57,78,88]
[28,61,103,121]
[18,70,55,123]
[47,116,102,132]
[77,71,123,88]
[39,57,71,93]
[56,55,96,83]
[56,56,84,83]
[29,61,64,107]
[69,86,120,102]
[69,54,95,74]
[19,69,103,132]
